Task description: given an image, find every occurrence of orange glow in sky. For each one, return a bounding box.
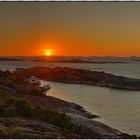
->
[1,3,140,57]
[44,49,53,56]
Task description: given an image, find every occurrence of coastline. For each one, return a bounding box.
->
[0,68,139,138]
[14,66,140,91]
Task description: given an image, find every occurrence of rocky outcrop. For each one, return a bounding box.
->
[0,71,48,96]
[68,113,121,138]
[14,66,140,91]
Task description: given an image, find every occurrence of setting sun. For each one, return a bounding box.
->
[44,50,53,56]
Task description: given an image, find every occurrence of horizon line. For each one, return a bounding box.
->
[0,55,140,58]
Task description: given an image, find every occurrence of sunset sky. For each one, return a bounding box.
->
[1,2,140,56]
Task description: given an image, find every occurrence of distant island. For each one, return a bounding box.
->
[130,58,140,61]
[0,58,23,61]
[33,58,128,64]
[0,57,128,64]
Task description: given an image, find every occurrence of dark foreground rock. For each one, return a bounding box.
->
[14,66,140,91]
[0,92,138,138]
[21,95,139,138]
[0,117,80,139]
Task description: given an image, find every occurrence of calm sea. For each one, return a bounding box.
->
[0,60,140,135]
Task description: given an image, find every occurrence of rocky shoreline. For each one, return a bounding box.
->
[0,69,139,138]
[14,66,140,91]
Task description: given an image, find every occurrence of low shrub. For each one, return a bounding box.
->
[0,97,73,130]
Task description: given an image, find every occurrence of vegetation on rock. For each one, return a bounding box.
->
[0,97,74,130]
